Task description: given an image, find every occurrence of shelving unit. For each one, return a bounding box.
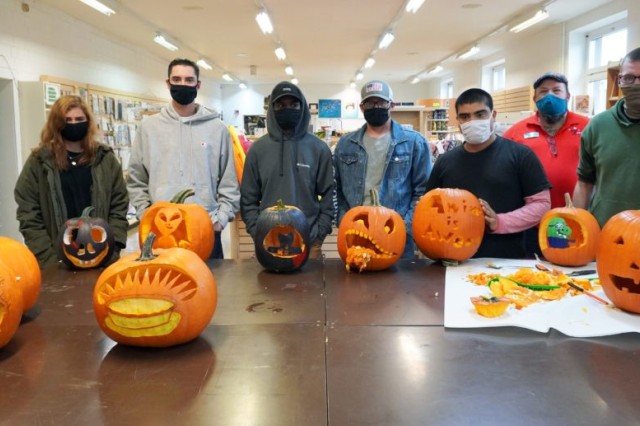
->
[19,76,167,171]
[389,106,427,134]
[606,64,621,109]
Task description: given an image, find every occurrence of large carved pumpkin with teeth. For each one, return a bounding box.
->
[596,210,640,313]
[138,189,214,261]
[338,189,406,272]
[412,188,484,262]
[57,206,114,269]
[93,233,217,347]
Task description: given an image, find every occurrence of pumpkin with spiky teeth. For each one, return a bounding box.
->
[338,189,406,272]
[93,233,217,347]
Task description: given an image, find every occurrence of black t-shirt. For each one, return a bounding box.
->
[426,136,550,258]
[59,151,93,218]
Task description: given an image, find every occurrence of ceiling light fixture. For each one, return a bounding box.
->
[350,81,357,89]
[405,0,425,13]
[364,57,375,69]
[153,32,178,51]
[378,31,395,49]
[457,45,479,59]
[428,65,443,74]
[196,59,212,71]
[222,73,233,82]
[410,77,420,84]
[285,66,294,75]
[255,10,273,34]
[239,82,248,89]
[275,46,286,60]
[510,9,549,33]
[291,78,299,85]
[79,0,115,16]
[355,72,364,81]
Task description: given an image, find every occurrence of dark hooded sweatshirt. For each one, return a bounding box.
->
[240,82,334,243]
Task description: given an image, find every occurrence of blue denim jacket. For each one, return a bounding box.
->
[333,120,432,241]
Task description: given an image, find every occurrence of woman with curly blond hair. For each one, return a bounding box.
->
[14,95,129,268]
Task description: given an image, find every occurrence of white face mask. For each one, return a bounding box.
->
[460,118,493,144]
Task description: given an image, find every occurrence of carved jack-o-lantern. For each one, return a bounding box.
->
[57,206,115,269]
[539,193,600,266]
[93,233,217,347]
[596,210,640,313]
[254,200,310,272]
[0,259,24,348]
[412,188,485,262]
[338,189,406,272]
[139,189,214,261]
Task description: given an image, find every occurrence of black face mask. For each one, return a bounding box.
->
[275,109,301,130]
[364,108,390,127]
[61,121,89,142]
[170,84,198,105]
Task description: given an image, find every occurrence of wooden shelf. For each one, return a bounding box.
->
[606,64,621,110]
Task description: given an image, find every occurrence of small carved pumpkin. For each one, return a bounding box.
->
[0,259,24,348]
[539,193,600,266]
[338,189,406,272]
[596,210,640,313]
[139,189,214,261]
[412,188,484,262]
[93,233,217,347]
[57,206,115,269]
[254,200,310,272]
[0,237,41,311]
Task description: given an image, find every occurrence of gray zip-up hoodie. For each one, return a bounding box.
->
[240,82,334,243]
[127,103,240,228]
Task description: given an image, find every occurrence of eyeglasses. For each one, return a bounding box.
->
[361,100,391,110]
[618,74,640,85]
[546,135,557,157]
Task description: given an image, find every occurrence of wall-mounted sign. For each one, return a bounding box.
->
[44,82,61,106]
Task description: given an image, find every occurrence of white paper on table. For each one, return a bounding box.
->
[444,258,640,337]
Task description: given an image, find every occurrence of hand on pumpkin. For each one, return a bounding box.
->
[479,198,498,232]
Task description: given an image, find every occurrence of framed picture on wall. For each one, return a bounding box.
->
[319,99,341,118]
[309,102,318,114]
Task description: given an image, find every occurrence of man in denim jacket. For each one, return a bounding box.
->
[333,80,432,258]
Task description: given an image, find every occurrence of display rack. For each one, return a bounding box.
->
[19,75,167,171]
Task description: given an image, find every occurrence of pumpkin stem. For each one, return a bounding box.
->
[564,192,574,208]
[80,206,95,218]
[370,189,380,206]
[276,199,286,210]
[137,232,158,261]
[170,189,195,204]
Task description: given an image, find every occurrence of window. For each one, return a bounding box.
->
[586,22,627,114]
[440,79,453,99]
[491,64,506,92]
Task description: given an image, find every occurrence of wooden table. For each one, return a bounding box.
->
[2,259,640,425]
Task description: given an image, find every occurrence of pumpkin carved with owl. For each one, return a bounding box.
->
[93,233,217,347]
[412,188,485,262]
[337,189,406,272]
[138,189,214,261]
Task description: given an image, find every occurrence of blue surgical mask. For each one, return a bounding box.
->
[536,93,568,117]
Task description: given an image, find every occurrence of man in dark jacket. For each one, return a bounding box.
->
[240,81,334,259]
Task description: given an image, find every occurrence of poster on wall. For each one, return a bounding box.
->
[319,99,341,118]
[342,101,358,119]
[44,82,61,106]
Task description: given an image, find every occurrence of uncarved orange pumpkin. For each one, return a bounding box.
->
[0,259,24,348]
[338,189,406,272]
[539,193,600,266]
[138,189,214,261]
[94,233,217,347]
[412,188,484,262]
[0,237,41,311]
[596,210,640,313]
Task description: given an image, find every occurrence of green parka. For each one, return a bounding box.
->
[14,144,129,268]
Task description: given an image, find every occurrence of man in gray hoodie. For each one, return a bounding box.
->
[240,81,334,259]
[127,58,240,258]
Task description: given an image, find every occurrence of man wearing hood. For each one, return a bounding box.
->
[334,80,432,258]
[240,81,334,259]
[127,58,240,258]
